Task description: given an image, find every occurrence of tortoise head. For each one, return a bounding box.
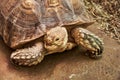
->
[44,27,68,52]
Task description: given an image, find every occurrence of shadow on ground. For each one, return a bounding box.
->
[0,24,120,80]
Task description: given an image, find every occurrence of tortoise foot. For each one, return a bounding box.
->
[72,27,104,59]
[11,42,45,66]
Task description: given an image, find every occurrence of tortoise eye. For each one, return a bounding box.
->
[55,38,59,41]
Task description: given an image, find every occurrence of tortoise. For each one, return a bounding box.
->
[0,0,104,66]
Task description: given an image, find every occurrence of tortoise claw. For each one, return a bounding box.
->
[85,50,102,59]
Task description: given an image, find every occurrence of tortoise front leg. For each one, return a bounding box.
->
[11,42,46,66]
[72,27,104,59]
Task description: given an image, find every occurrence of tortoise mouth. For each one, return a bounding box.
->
[45,42,61,47]
[45,43,59,51]
[44,41,64,51]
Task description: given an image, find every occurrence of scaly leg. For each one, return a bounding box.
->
[11,42,46,66]
[72,27,104,59]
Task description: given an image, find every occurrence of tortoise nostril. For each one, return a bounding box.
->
[46,38,52,44]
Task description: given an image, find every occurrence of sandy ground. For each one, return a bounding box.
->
[0,24,120,80]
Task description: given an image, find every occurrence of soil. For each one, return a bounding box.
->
[0,23,119,80]
[84,0,120,43]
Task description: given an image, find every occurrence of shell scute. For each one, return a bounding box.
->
[0,0,94,48]
[0,0,20,18]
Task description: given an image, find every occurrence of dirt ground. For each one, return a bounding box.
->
[0,24,120,80]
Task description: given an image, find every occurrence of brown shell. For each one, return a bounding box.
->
[0,0,93,48]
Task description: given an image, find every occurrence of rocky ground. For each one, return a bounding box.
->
[0,23,119,80]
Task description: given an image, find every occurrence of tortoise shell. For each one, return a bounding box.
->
[0,0,93,48]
